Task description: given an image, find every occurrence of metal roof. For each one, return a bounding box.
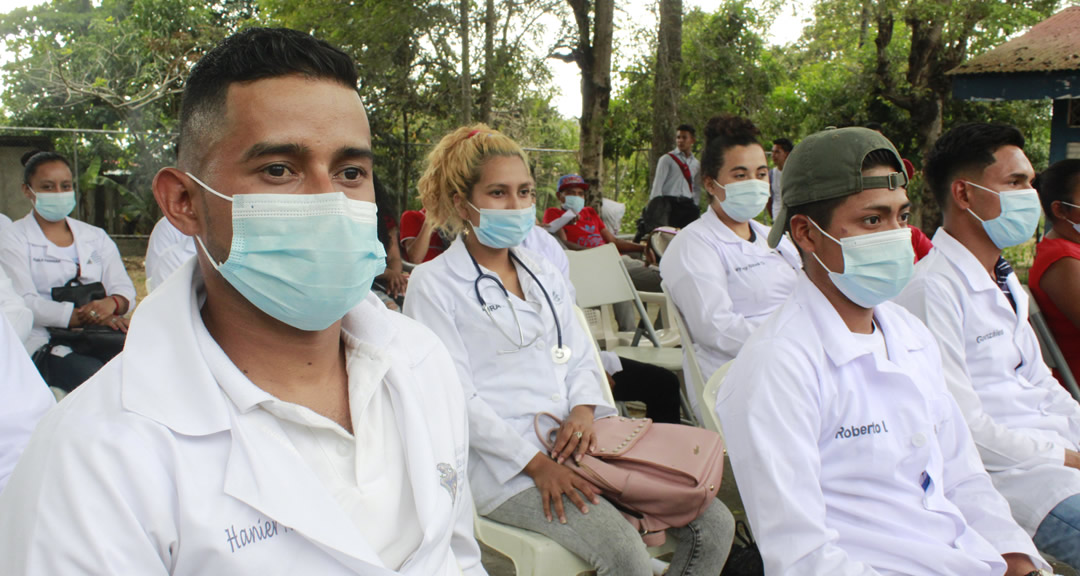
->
[948,6,1080,76]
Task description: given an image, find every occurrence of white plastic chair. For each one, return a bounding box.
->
[701,362,734,440]
[473,305,676,575]
[1024,286,1080,402]
[662,283,709,425]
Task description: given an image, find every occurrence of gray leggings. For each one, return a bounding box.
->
[486,487,734,576]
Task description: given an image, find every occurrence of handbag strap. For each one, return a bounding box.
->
[63,263,83,288]
[533,412,563,452]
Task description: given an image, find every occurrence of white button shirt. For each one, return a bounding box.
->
[0,259,484,576]
[404,240,616,514]
[0,314,53,495]
[718,272,1046,575]
[660,209,800,385]
[0,213,136,353]
[649,148,702,202]
[145,217,195,293]
[894,228,1080,534]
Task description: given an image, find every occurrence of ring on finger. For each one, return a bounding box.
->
[574,431,583,439]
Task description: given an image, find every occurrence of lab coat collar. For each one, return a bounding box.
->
[701,208,771,253]
[442,238,547,308]
[19,213,98,274]
[931,228,1000,295]
[794,272,925,367]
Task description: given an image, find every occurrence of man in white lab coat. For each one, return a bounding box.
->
[895,122,1080,568]
[0,28,485,576]
[718,127,1048,575]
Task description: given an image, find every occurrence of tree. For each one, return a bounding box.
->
[479,0,495,123]
[649,0,682,187]
[459,0,472,124]
[556,0,615,209]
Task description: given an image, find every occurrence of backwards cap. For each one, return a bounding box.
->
[768,127,908,248]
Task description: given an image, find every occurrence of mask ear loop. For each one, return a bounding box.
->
[962,180,1001,224]
[806,218,844,275]
[185,172,233,270]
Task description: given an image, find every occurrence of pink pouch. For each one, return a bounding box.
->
[534,413,725,546]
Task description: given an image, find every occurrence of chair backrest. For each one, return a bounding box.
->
[663,283,706,419]
[574,305,617,406]
[648,227,679,260]
[567,243,636,309]
[1023,286,1080,402]
[701,361,734,440]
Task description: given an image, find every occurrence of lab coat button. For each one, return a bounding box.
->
[550,394,561,402]
[911,433,926,448]
[337,439,351,457]
[536,342,544,350]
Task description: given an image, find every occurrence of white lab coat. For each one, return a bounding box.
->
[404,240,616,514]
[0,213,136,353]
[0,314,53,495]
[145,217,196,293]
[0,264,33,344]
[660,209,800,385]
[894,228,1080,534]
[0,259,485,576]
[718,272,1046,575]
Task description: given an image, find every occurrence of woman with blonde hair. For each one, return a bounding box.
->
[404,124,734,576]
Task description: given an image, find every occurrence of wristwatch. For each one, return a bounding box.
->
[1023,570,1053,576]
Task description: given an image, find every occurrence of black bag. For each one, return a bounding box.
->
[633,196,700,241]
[43,271,125,361]
[721,520,764,576]
[51,278,106,308]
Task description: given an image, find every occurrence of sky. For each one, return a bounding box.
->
[0,0,813,120]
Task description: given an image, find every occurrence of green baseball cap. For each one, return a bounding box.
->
[768,127,908,248]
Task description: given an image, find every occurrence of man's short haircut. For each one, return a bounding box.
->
[786,148,901,257]
[772,138,793,153]
[677,124,696,137]
[178,27,359,171]
[923,123,1025,208]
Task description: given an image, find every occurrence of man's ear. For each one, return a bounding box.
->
[950,179,971,211]
[153,167,200,237]
[789,214,816,256]
[1051,200,1072,222]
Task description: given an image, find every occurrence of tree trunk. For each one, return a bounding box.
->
[459,0,472,125]
[650,0,682,189]
[479,0,495,124]
[568,0,614,210]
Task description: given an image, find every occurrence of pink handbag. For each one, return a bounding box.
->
[534,413,725,546]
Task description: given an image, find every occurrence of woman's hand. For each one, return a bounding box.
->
[523,453,600,524]
[551,405,596,464]
[103,315,129,333]
[383,268,409,298]
[76,297,119,326]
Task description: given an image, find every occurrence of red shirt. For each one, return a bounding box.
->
[399,209,445,263]
[543,206,606,248]
[910,225,933,262]
[1029,237,1080,383]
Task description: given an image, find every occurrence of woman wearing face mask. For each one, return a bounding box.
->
[404,125,734,576]
[1030,159,1080,384]
[659,115,801,416]
[0,150,136,391]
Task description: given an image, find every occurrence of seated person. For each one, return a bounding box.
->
[896,123,1080,567]
[0,265,32,345]
[1029,159,1080,382]
[718,126,1049,575]
[0,214,12,233]
[372,174,407,310]
[911,224,934,261]
[145,216,196,293]
[659,115,800,416]
[0,28,483,575]
[0,150,136,391]
[400,207,450,264]
[406,124,733,575]
[0,314,54,495]
[545,174,661,330]
[522,224,682,424]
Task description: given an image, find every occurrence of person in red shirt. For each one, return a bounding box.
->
[1031,159,1080,384]
[544,174,661,330]
[399,208,447,264]
[910,225,933,262]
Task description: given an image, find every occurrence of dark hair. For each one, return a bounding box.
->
[924,123,1025,207]
[20,150,71,185]
[372,173,398,247]
[786,149,902,256]
[1034,159,1080,224]
[676,124,695,137]
[772,138,794,153]
[699,114,762,180]
[178,27,359,170]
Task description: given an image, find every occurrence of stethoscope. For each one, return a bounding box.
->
[467,249,571,364]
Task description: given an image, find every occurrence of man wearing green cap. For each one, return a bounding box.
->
[716,127,1047,575]
[895,123,1080,568]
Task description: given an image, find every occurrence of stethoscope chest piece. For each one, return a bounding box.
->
[551,345,572,364]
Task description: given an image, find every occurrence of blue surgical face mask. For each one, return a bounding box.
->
[29,188,75,222]
[810,219,915,309]
[716,179,770,222]
[187,173,386,331]
[1059,201,1080,236]
[563,195,586,213]
[467,201,535,249]
[965,181,1040,249]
